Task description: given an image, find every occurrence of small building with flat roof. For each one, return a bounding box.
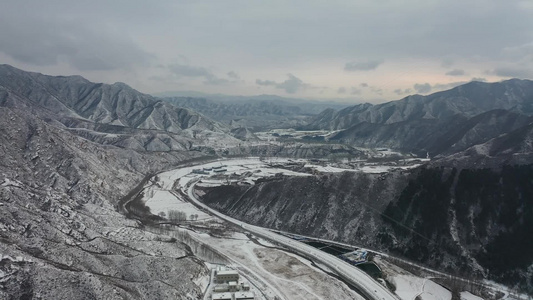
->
[215,269,239,283]
[228,281,238,292]
[213,285,229,293]
[212,292,233,300]
[235,291,255,300]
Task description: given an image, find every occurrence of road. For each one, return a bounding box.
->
[184,178,399,300]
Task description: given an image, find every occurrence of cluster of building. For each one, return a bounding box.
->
[211,267,255,300]
[192,165,228,175]
[211,165,228,173]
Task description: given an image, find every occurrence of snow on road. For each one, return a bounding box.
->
[141,157,376,299]
[141,157,452,300]
[392,275,451,300]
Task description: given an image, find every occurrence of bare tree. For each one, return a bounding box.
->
[168,210,187,222]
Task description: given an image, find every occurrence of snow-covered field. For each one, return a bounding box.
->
[144,158,314,218]
[140,158,379,299]
[392,275,451,300]
[145,156,427,218]
[140,157,489,300]
[189,231,364,300]
[143,189,213,220]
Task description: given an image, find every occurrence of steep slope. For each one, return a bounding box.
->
[0,64,226,134]
[329,109,533,155]
[199,165,533,294]
[0,65,242,152]
[435,121,533,167]
[307,79,533,130]
[0,105,208,299]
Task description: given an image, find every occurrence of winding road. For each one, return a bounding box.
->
[183,177,399,300]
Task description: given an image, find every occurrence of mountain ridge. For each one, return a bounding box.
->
[0,64,227,134]
[307,79,533,130]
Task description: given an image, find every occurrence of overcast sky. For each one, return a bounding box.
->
[1,0,532,103]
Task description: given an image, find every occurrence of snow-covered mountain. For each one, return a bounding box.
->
[307,79,533,130]
[435,120,533,167]
[163,96,348,129]
[0,64,226,133]
[304,79,533,155]
[0,102,209,298]
[328,109,533,156]
[199,164,533,294]
[0,64,243,152]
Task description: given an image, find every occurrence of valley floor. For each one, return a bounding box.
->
[138,157,503,300]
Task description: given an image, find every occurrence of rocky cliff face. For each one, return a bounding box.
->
[199,171,409,245]
[199,165,533,293]
[0,104,208,299]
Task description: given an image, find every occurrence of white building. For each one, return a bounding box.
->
[234,291,255,300]
[212,292,233,300]
[215,269,239,283]
[213,285,229,293]
[228,281,238,292]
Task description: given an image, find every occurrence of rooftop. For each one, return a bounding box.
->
[217,270,239,276]
[212,292,233,300]
[235,291,255,299]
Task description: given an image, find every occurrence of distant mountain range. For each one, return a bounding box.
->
[159,93,350,129]
[303,79,533,157]
[308,79,533,129]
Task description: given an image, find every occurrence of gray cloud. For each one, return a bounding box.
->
[393,88,413,96]
[491,67,533,79]
[204,77,231,85]
[445,69,465,76]
[0,17,152,71]
[337,87,346,94]
[470,77,487,82]
[169,64,212,78]
[360,83,369,88]
[277,74,308,94]
[350,87,362,95]
[433,81,466,91]
[370,86,383,95]
[502,42,533,61]
[441,58,454,68]
[344,60,383,71]
[1,1,532,99]
[168,64,235,85]
[227,71,240,79]
[256,74,310,94]
[256,79,277,86]
[414,83,432,94]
